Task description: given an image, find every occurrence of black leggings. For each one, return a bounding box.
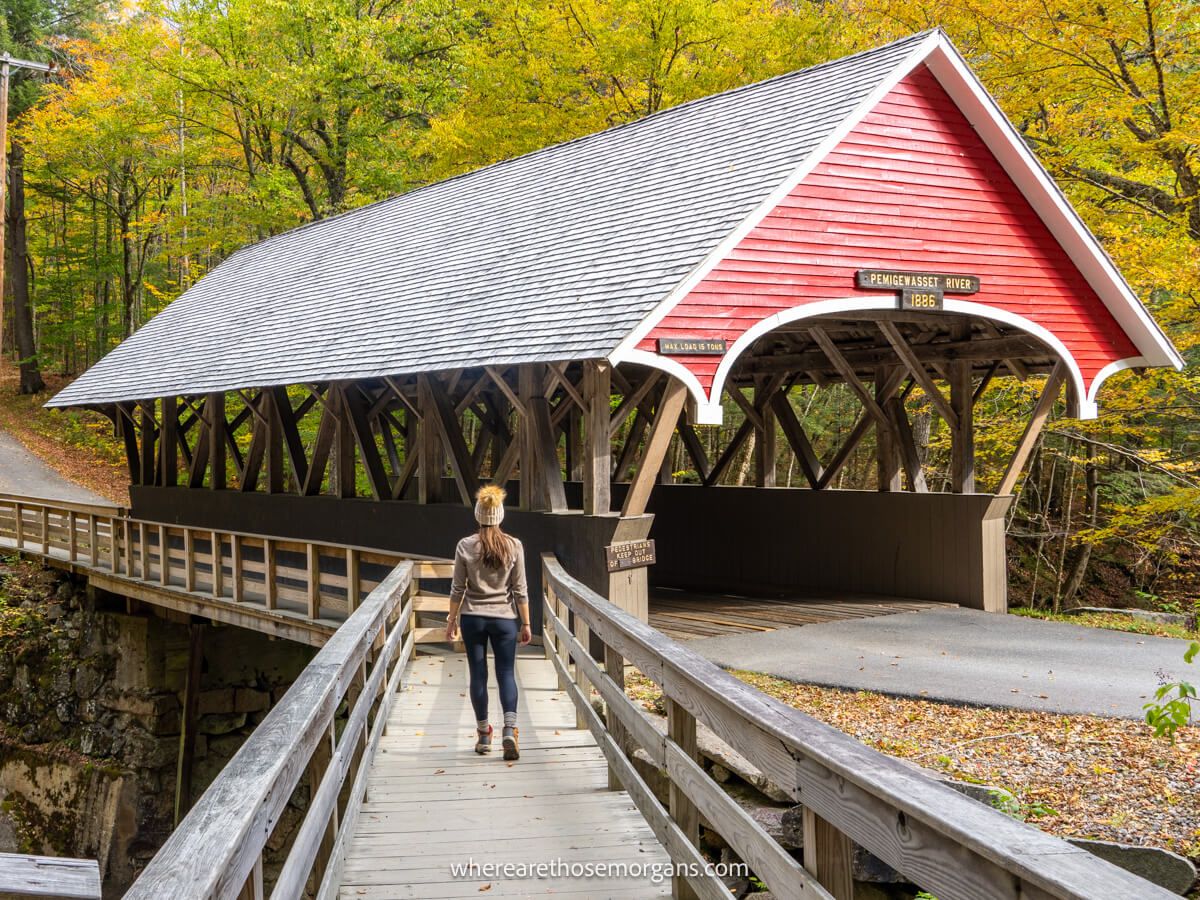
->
[460,614,519,721]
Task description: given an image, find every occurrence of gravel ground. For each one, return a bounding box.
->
[627,670,1200,860]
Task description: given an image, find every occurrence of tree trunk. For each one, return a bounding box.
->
[8,141,43,394]
[1060,449,1100,609]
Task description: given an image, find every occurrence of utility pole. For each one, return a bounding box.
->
[0,53,51,357]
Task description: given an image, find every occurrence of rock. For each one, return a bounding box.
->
[198,688,236,715]
[1068,839,1197,895]
[719,848,750,897]
[1064,606,1191,627]
[198,712,247,736]
[779,805,804,849]
[74,666,104,700]
[233,688,270,713]
[44,603,65,621]
[630,748,669,806]
[647,712,793,802]
[942,778,1021,818]
[710,763,732,783]
[722,782,791,847]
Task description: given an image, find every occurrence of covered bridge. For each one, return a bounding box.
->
[49,29,1180,631]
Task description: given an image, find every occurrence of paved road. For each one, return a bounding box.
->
[0,430,112,506]
[690,607,1195,719]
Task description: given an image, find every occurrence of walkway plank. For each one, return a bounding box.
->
[338,654,672,899]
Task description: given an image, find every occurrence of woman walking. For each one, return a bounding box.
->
[445,485,531,760]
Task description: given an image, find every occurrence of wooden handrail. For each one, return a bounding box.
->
[0,852,101,899]
[541,553,1176,900]
[124,559,416,900]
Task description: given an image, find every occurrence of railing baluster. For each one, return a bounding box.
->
[123,520,133,576]
[138,522,149,580]
[158,525,169,585]
[13,502,22,550]
[345,547,359,613]
[604,642,628,791]
[88,514,98,568]
[211,531,223,598]
[231,535,243,602]
[67,511,78,561]
[802,808,853,900]
[40,506,49,554]
[264,539,277,609]
[307,544,320,619]
[184,529,195,592]
[666,697,701,900]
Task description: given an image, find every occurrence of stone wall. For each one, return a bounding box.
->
[0,561,315,896]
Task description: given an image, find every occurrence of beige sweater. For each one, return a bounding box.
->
[450,534,528,619]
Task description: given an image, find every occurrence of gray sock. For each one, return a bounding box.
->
[477,719,490,732]
[503,712,517,729]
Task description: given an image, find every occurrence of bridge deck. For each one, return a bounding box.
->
[650,585,953,640]
[338,653,672,898]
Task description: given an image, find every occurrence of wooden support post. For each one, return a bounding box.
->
[875,366,901,492]
[174,623,204,826]
[117,404,140,485]
[270,386,308,490]
[333,387,357,499]
[264,391,284,493]
[754,382,777,487]
[67,511,78,562]
[518,366,541,510]
[123,520,134,577]
[802,807,854,900]
[208,393,226,490]
[950,360,975,493]
[622,379,687,517]
[40,506,49,554]
[530,396,568,512]
[996,361,1068,496]
[88,514,98,568]
[417,381,444,505]
[139,402,157,486]
[161,396,178,486]
[582,361,611,515]
[666,697,700,900]
[12,501,21,549]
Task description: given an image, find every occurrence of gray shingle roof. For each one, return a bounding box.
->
[48,32,934,408]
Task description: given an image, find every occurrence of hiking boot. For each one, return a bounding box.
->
[502,726,519,761]
[475,724,493,755]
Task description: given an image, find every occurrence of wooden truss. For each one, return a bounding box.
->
[108,314,1069,513]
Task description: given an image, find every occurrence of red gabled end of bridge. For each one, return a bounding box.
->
[639,65,1140,399]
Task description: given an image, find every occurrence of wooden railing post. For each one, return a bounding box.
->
[123,519,133,576]
[346,547,360,613]
[306,722,337,894]
[211,531,224,598]
[307,544,320,619]
[236,855,263,900]
[604,643,629,791]
[158,525,169,586]
[183,528,195,592]
[40,505,49,554]
[803,807,854,900]
[13,501,22,549]
[264,539,277,609]
[88,514,98,567]
[666,697,701,900]
[67,511,78,561]
[138,522,149,579]
[230,534,243,602]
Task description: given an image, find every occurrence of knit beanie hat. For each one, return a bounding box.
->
[475,485,506,526]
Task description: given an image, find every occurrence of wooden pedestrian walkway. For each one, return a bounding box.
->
[337,653,672,898]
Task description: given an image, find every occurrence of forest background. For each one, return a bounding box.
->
[1,0,1197,614]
